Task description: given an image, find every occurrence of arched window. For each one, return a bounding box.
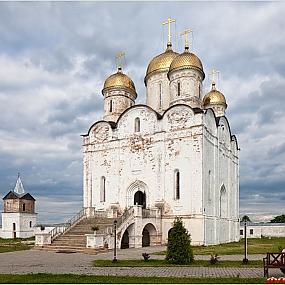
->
[100,176,106,202]
[22,203,26,212]
[220,185,227,217]
[178,82,181,97]
[29,221,32,228]
[109,100,113,112]
[159,82,162,108]
[135,117,140,132]
[174,170,180,200]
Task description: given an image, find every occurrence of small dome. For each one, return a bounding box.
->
[103,68,136,94]
[169,47,204,78]
[145,43,179,81]
[203,84,227,106]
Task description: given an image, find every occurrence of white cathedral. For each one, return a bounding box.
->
[81,25,240,248]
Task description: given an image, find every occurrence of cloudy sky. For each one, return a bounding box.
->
[0,1,284,224]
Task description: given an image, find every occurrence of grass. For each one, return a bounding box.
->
[0,237,34,253]
[154,237,285,256]
[93,259,263,268]
[0,274,266,284]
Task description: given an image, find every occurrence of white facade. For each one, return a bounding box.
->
[82,40,239,247]
[240,223,285,239]
[1,212,37,238]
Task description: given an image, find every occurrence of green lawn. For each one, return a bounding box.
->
[0,237,34,253]
[155,237,285,256]
[0,274,266,284]
[93,259,263,268]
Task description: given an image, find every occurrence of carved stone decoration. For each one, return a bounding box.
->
[128,134,151,153]
[92,125,110,143]
[167,109,190,130]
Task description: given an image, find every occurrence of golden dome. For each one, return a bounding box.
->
[145,44,179,81]
[203,84,227,106]
[103,68,136,94]
[169,47,204,78]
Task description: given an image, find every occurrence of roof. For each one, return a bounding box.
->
[240,222,285,227]
[14,175,25,195]
[3,191,36,201]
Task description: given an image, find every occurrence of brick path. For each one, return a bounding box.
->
[0,248,283,278]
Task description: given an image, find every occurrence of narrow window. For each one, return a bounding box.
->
[159,82,162,108]
[250,229,253,235]
[109,100,113,112]
[208,170,211,201]
[13,223,16,231]
[175,170,180,200]
[240,229,243,236]
[100,176,106,202]
[178,82,181,97]
[135,117,140,132]
[29,221,32,228]
[22,203,26,212]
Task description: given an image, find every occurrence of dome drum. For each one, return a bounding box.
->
[103,87,137,101]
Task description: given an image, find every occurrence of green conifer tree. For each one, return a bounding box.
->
[166,217,194,264]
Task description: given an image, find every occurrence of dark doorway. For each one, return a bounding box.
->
[168,228,173,240]
[13,223,16,239]
[142,228,150,247]
[134,191,146,209]
[121,230,129,249]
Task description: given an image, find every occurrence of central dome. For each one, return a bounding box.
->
[169,47,205,79]
[145,43,179,81]
[103,68,136,94]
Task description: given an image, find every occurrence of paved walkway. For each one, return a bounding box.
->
[0,247,283,278]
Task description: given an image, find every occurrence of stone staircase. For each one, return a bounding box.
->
[36,216,115,253]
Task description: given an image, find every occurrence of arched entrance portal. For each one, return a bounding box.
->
[121,230,129,249]
[142,223,157,247]
[134,191,146,209]
[142,228,150,247]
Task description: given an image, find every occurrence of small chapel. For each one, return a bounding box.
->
[36,19,239,250]
[81,20,239,247]
[0,175,37,239]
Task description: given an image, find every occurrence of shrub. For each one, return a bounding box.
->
[210,254,219,264]
[166,217,194,264]
[142,252,150,262]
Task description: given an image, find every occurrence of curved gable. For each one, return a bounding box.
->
[84,121,113,144]
[162,104,199,131]
[204,108,217,136]
[116,105,159,138]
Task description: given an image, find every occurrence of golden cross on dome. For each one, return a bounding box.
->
[209,68,219,86]
[180,28,193,49]
[116,52,125,70]
[162,17,176,45]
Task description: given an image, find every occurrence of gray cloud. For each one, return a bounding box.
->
[0,2,284,223]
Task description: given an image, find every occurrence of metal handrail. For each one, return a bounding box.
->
[117,207,134,228]
[49,208,86,240]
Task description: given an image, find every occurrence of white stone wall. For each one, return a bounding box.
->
[1,212,37,238]
[103,88,136,122]
[168,69,203,108]
[83,103,239,246]
[240,224,285,238]
[145,71,171,113]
